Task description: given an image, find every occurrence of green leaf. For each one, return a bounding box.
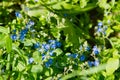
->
[50,28,60,39]
[113,25,120,31]
[98,0,110,9]
[31,64,43,73]
[53,48,63,56]
[16,61,25,71]
[79,0,88,8]
[62,64,106,80]
[45,68,53,76]
[0,26,10,34]
[112,49,120,58]
[0,34,6,47]
[51,2,96,14]
[5,35,12,53]
[61,20,89,48]
[23,39,34,46]
[32,51,42,63]
[45,77,52,80]
[106,28,114,37]
[106,58,119,75]
[26,7,48,17]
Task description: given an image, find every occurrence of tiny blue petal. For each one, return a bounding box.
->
[34,42,40,48]
[93,46,99,55]
[11,34,17,41]
[45,58,53,68]
[93,60,99,66]
[98,22,103,26]
[28,20,35,26]
[20,29,28,35]
[28,58,34,64]
[44,44,50,51]
[15,11,22,18]
[49,51,54,56]
[45,62,50,68]
[42,54,46,60]
[97,27,102,32]
[80,55,85,61]
[50,44,56,49]
[55,41,62,47]
[48,58,53,64]
[70,54,78,58]
[48,39,56,43]
[85,46,90,51]
[19,35,25,41]
[88,61,93,67]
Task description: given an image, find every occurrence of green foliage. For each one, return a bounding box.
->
[0,0,120,80]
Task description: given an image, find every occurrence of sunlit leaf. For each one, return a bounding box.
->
[106,58,119,75]
[0,26,10,34]
[5,35,12,53]
[31,64,43,73]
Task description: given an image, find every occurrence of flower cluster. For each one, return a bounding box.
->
[33,40,62,68]
[15,11,22,18]
[88,60,99,67]
[45,58,53,68]
[92,46,99,55]
[11,12,35,41]
[95,22,108,36]
[75,42,101,67]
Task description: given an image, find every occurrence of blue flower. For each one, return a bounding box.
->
[28,20,35,26]
[19,29,28,41]
[45,62,50,68]
[48,39,56,44]
[93,60,99,66]
[48,58,53,64]
[85,46,90,51]
[19,35,25,41]
[69,53,78,59]
[34,42,40,48]
[49,50,54,56]
[55,41,62,48]
[80,55,85,61]
[20,29,28,35]
[15,11,22,18]
[48,40,62,48]
[28,57,34,64]
[26,20,35,29]
[98,22,103,26]
[93,46,99,55]
[42,54,46,60]
[88,61,94,67]
[42,44,50,51]
[11,34,17,41]
[50,44,56,49]
[88,60,99,67]
[97,27,102,33]
[96,26,107,36]
[45,58,53,68]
